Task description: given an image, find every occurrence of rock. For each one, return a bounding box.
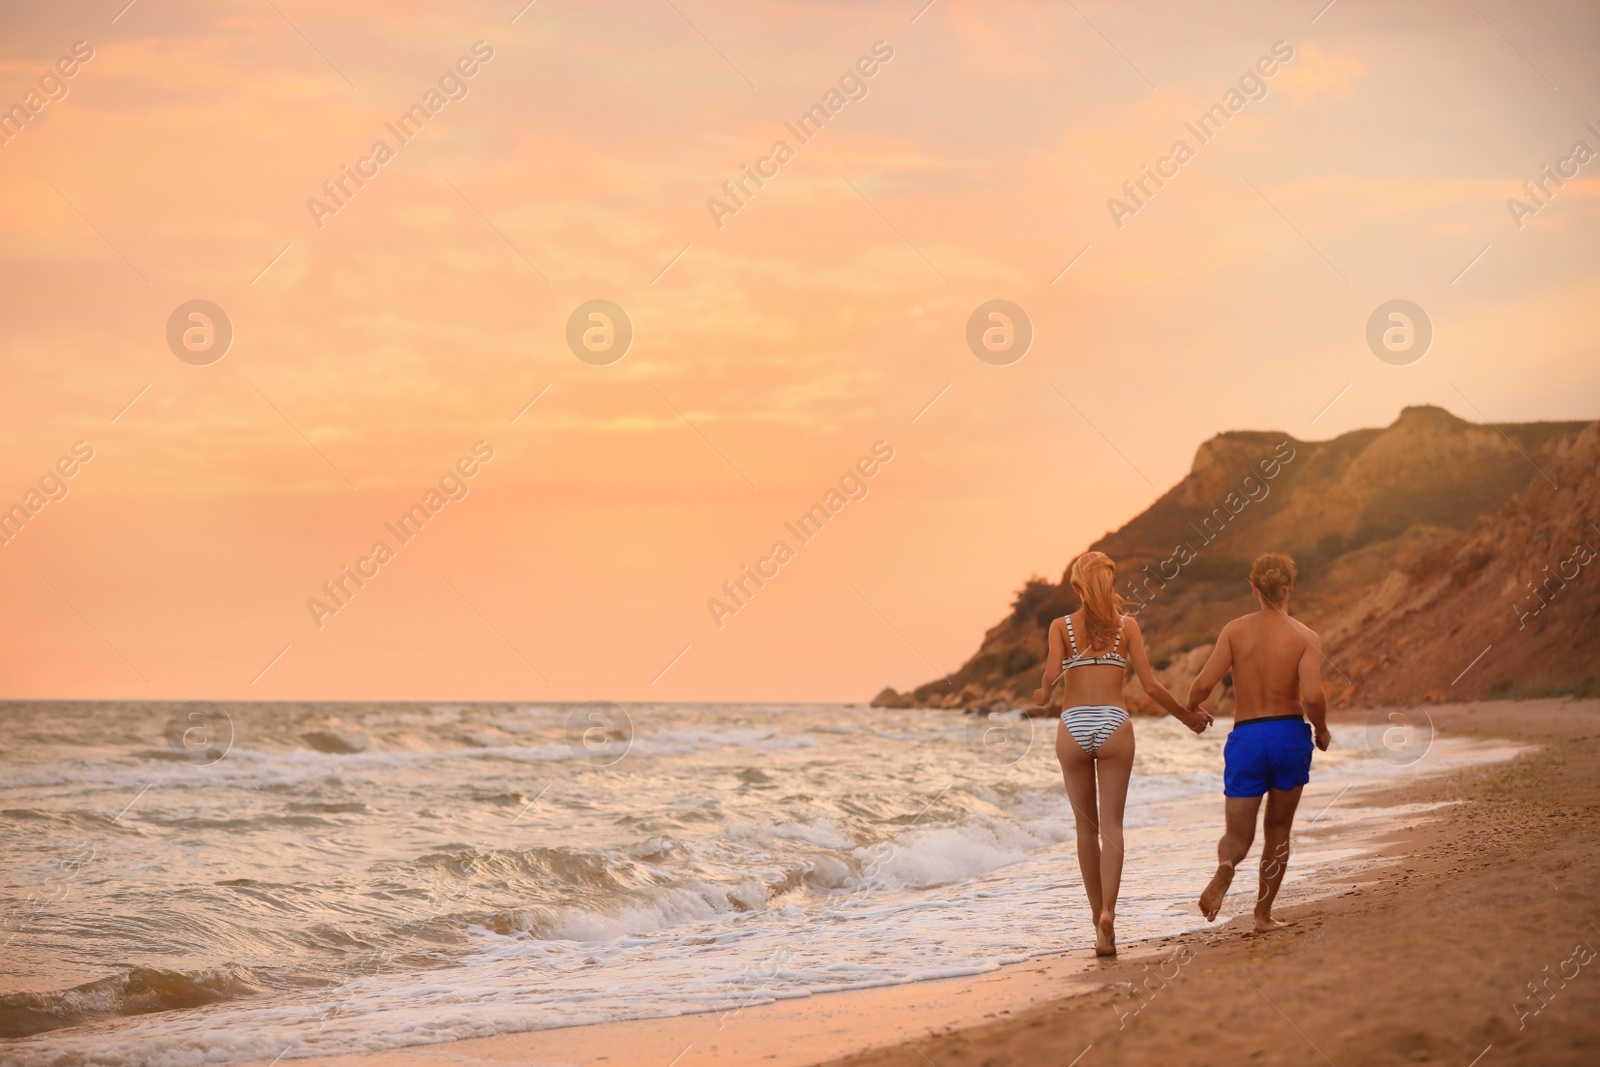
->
[869,410,1600,712]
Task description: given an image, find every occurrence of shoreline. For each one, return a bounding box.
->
[218,699,1576,1067]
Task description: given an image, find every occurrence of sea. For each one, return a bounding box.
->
[0,700,1508,1066]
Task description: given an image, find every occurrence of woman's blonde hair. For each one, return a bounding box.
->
[1069,551,1124,650]
[1250,552,1297,605]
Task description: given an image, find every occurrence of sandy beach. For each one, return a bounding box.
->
[231,697,1598,1067]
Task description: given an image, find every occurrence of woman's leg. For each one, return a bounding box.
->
[1091,718,1136,955]
[1055,722,1103,928]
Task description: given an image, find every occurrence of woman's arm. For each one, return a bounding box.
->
[1032,618,1066,706]
[1125,617,1210,732]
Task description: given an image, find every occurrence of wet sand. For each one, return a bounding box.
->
[241,698,1598,1067]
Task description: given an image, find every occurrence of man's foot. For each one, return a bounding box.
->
[1253,913,1290,933]
[1095,914,1117,957]
[1199,861,1235,921]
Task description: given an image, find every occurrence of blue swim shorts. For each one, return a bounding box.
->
[1223,715,1313,798]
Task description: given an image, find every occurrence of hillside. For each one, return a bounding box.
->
[873,406,1600,714]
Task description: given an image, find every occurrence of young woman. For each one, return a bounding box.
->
[1033,551,1210,956]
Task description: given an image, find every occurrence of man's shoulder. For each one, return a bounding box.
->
[1288,615,1322,646]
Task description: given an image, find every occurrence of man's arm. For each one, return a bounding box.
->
[1298,630,1330,751]
[1185,624,1234,713]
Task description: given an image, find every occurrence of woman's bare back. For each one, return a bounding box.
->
[1055,608,1128,708]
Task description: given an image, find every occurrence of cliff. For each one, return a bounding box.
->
[872,406,1599,714]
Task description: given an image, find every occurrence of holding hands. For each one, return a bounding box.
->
[1178,703,1214,735]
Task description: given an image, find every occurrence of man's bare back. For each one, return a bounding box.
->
[1206,610,1327,724]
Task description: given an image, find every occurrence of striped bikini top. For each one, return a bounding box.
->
[1062,614,1127,671]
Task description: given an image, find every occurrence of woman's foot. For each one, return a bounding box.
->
[1199,861,1235,921]
[1095,913,1117,957]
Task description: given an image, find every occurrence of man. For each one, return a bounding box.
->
[1186,552,1330,931]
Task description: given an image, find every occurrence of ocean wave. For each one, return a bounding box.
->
[462,876,773,943]
[298,730,370,754]
[855,815,1075,889]
[399,844,633,892]
[0,807,55,820]
[0,719,880,800]
[754,817,855,849]
[0,965,261,1040]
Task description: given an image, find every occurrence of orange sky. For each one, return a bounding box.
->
[0,0,1596,702]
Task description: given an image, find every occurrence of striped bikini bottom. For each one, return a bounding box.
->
[1061,704,1130,757]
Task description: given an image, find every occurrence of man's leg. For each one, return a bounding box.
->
[1255,785,1304,931]
[1200,795,1261,921]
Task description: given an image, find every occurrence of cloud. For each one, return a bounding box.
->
[1278,43,1366,105]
